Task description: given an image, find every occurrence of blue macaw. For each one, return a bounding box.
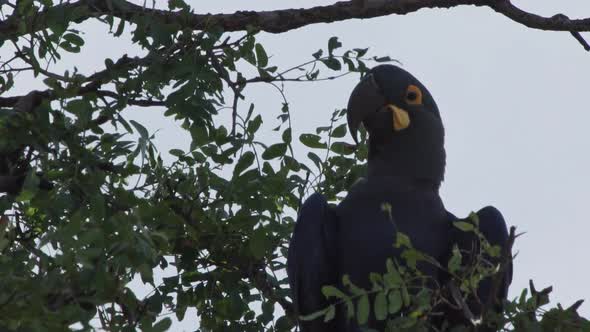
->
[287,65,512,331]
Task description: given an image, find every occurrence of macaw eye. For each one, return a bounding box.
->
[405,85,423,105]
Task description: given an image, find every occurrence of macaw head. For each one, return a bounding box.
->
[347,64,446,188]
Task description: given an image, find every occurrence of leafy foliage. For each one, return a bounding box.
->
[302,217,589,332]
[0,1,587,332]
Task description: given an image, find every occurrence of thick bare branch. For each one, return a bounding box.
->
[2,0,590,41]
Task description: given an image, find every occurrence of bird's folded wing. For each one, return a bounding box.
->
[287,193,339,331]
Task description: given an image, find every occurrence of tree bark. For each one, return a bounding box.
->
[1,0,590,39]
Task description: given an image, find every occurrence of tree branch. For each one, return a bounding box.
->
[0,52,156,109]
[490,1,590,32]
[249,264,297,322]
[2,0,590,42]
[96,90,166,107]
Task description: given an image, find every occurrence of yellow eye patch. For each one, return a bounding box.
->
[405,85,423,105]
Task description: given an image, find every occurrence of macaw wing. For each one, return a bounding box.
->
[287,193,339,332]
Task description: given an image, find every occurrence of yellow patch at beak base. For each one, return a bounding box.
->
[386,104,410,131]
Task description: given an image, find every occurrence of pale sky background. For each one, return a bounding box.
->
[3,0,590,330]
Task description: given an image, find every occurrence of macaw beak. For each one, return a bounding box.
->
[347,73,386,144]
[347,74,410,144]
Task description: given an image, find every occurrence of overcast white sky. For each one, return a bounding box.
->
[3,0,590,330]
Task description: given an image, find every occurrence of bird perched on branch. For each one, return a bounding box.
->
[287,64,512,331]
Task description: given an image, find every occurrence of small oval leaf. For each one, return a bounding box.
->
[234,151,255,176]
[261,143,287,160]
[375,292,387,321]
[255,43,268,68]
[454,221,475,232]
[388,290,403,314]
[357,294,370,325]
[299,134,327,149]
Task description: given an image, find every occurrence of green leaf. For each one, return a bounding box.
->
[354,48,369,58]
[322,285,347,299]
[299,134,327,149]
[324,305,336,322]
[282,128,292,144]
[234,151,255,176]
[342,274,365,296]
[369,273,383,290]
[395,232,413,248]
[16,172,40,201]
[328,36,342,56]
[383,268,402,289]
[247,115,263,135]
[373,55,393,62]
[448,245,462,274]
[249,228,269,259]
[104,58,114,69]
[330,142,355,155]
[357,294,370,325]
[59,40,81,53]
[307,152,323,170]
[255,43,268,68]
[486,244,502,258]
[385,259,395,274]
[284,155,301,171]
[330,123,347,138]
[261,143,287,160]
[152,318,172,332]
[401,285,411,306]
[345,299,355,319]
[454,221,475,232]
[114,18,125,37]
[168,0,189,10]
[401,248,425,269]
[388,290,403,314]
[316,126,332,134]
[66,98,92,125]
[130,120,149,139]
[468,211,480,226]
[343,57,357,72]
[62,33,84,47]
[312,49,323,59]
[276,315,295,330]
[90,193,105,221]
[374,292,387,321]
[301,307,329,321]
[321,57,341,71]
[169,149,184,157]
